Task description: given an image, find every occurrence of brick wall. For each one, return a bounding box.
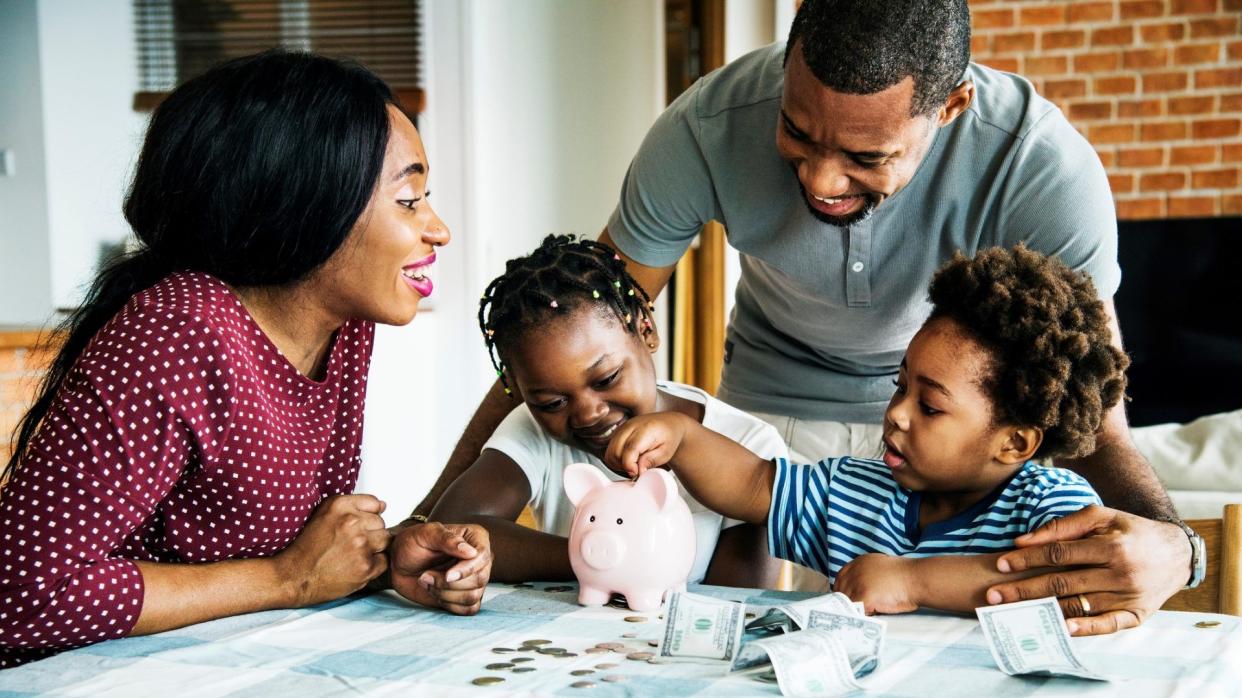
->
[0,340,52,465]
[969,0,1241,219]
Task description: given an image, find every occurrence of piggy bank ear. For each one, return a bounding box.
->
[634,468,679,512]
[564,463,611,506]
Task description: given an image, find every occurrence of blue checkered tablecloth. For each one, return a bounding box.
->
[1,583,1238,696]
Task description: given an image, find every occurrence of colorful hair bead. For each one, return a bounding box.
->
[592,290,600,299]
[550,300,559,308]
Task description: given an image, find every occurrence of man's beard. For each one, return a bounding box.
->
[797,180,880,228]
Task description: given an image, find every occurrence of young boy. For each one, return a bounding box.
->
[605,245,1129,614]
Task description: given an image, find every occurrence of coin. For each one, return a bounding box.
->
[485,663,514,670]
[511,657,534,664]
[523,639,552,646]
[601,675,628,683]
[594,662,619,670]
[570,681,597,689]
[545,585,574,592]
[626,651,653,661]
[512,667,537,673]
[584,647,610,654]
[621,632,637,638]
[471,677,505,686]
[647,657,668,665]
[745,612,756,620]
[647,640,659,647]
[491,647,516,654]
[559,652,579,658]
[1195,620,1222,628]
[595,642,625,651]
[570,669,595,676]
[538,647,567,655]
[623,616,647,623]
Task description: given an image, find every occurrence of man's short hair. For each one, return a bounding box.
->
[786,0,971,117]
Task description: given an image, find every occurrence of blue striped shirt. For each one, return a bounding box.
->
[767,457,1102,584]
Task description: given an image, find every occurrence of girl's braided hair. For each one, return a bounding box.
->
[928,244,1130,459]
[479,234,655,394]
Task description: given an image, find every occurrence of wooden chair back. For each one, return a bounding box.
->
[1162,504,1241,615]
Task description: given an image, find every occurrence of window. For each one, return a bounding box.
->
[132,0,423,116]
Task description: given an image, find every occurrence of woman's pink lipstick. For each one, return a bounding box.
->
[402,253,435,298]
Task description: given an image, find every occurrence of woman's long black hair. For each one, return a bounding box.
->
[4,50,397,480]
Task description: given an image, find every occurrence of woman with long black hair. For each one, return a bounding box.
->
[0,51,492,667]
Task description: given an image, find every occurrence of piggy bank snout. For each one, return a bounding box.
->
[579,529,627,571]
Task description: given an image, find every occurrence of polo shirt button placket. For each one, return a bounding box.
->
[845,219,873,307]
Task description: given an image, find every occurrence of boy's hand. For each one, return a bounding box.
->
[834,553,921,615]
[604,413,693,478]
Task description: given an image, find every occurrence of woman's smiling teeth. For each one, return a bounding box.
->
[402,262,432,281]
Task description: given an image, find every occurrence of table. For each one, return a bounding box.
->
[2,583,1239,696]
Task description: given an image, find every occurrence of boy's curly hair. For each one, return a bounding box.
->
[927,244,1129,459]
[478,234,655,394]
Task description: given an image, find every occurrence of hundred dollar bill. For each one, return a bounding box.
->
[751,627,861,697]
[975,597,1108,681]
[659,591,746,663]
[730,592,870,673]
[806,610,885,678]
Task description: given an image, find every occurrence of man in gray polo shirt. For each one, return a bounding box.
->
[406,0,1195,634]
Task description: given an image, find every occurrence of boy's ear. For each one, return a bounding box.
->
[996,427,1043,465]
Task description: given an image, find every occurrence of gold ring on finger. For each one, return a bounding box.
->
[1077,593,1092,616]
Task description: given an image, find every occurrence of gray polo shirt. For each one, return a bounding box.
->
[606,42,1120,424]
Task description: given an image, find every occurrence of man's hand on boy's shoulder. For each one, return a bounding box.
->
[984,506,1189,636]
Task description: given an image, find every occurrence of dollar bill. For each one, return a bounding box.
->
[658,591,746,663]
[805,610,885,678]
[975,597,1108,681]
[751,628,861,697]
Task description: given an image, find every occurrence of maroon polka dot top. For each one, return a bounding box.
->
[0,272,374,667]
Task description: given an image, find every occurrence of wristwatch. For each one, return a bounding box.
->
[1158,516,1207,589]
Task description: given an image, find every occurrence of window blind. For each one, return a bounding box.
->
[133,0,423,114]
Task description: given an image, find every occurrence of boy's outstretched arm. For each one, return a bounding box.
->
[605,412,774,525]
[835,552,1052,615]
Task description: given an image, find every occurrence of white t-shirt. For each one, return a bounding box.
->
[483,381,789,583]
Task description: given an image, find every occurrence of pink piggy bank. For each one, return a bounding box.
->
[563,463,696,612]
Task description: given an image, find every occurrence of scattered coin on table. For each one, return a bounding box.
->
[570,681,597,689]
[485,663,514,671]
[626,651,653,661]
[511,657,533,664]
[594,663,619,670]
[559,652,579,658]
[1196,621,1222,628]
[624,616,648,623]
[512,667,537,674]
[538,647,567,655]
[545,585,574,592]
[491,647,515,654]
[646,658,668,665]
[585,647,610,654]
[601,675,628,683]
[570,669,595,676]
[621,632,637,638]
[471,677,505,686]
[523,639,552,646]
[647,640,659,647]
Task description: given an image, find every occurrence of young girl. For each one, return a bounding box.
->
[429,235,788,586]
[607,245,1128,615]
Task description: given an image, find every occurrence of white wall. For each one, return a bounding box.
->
[0,0,54,326]
[356,0,666,524]
[37,0,149,312]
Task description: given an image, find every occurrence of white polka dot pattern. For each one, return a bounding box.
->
[0,272,374,667]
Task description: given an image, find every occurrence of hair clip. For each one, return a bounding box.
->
[550,300,559,308]
[592,290,601,299]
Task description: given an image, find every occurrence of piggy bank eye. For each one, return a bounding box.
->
[616,518,624,525]
[589,515,596,522]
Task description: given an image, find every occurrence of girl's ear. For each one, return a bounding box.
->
[641,311,660,353]
[996,426,1043,465]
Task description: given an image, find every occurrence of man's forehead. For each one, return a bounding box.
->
[782,46,923,143]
